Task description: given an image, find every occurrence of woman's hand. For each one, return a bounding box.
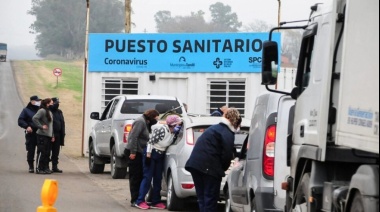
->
[146,153,151,158]
[51,137,55,142]
[42,125,48,130]
[129,154,136,160]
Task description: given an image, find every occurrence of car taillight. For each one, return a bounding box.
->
[181,183,195,189]
[186,128,194,145]
[123,124,132,143]
[263,125,276,178]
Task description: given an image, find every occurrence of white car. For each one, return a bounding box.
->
[160,115,250,211]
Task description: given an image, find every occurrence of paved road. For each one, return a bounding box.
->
[0,61,226,212]
[0,61,128,212]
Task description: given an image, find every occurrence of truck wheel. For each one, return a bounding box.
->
[89,142,105,174]
[294,173,310,212]
[224,188,232,212]
[110,145,127,179]
[167,174,184,211]
[350,192,364,212]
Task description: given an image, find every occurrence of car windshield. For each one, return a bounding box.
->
[120,99,182,114]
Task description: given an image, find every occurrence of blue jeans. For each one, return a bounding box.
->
[136,149,165,205]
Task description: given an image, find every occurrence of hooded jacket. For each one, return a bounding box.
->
[126,115,150,154]
[32,108,54,138]
[185,118,236,179]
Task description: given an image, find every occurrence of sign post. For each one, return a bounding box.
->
[53,68,62,87]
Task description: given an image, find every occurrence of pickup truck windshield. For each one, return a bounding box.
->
[120,99,182,114]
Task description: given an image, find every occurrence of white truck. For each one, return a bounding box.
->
[261,0,379,211]
[88,95,186,179]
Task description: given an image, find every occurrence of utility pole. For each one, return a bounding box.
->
[125,0,131,33]
[81,0,90,156]
[278,0,281,27]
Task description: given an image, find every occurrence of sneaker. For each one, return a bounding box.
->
[134,202,150,210]
[150,203,166,210]
[28,168,34,173]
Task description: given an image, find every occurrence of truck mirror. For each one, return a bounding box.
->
[90,112,100,120]
[261,41,279,85]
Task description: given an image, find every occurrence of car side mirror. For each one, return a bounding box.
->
[261,41,279,85]
[90,112,100,120]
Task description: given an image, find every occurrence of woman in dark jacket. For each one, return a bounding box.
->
[185,108,242,212]
[124,109,159,206]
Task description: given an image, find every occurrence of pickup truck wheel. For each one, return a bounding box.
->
[350,192,364,212]
[89,142,105,174]
[167,174,184,211]
[111,145,127,179]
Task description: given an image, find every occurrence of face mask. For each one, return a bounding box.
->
[50,103,60,110]
[150,119,158,126]
[34,101,41,107]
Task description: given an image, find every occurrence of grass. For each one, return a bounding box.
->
[13,59,85,158]
[17,60,84,102]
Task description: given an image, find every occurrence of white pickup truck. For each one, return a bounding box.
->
[88,95,186,179]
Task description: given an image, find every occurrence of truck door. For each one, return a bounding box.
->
[292,0,338,161]
[100,98,119,154]
[95,99,116,154]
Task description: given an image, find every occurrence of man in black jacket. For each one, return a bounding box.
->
[49,97,66,173]
[18,95,42,173]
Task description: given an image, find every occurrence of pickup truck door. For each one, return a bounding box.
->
[99,98,120,154]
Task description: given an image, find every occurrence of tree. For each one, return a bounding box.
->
[282,30,302,64]
[154,2,241,33]
[209,2,242,32]
[29,0,124,59]
[155,10,209,33]
[243,19,275,32]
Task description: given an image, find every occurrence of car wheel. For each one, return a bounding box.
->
[350,192,364,212]
[110,145,127,179]
[167,173,184,211]
[224,189,232,212]
[89,142,105,174]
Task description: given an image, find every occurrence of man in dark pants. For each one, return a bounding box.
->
[49,97,65,173]
[18,95,42,173]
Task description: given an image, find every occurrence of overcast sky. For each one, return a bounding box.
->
[0,0,325,58]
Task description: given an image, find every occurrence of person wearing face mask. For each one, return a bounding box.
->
[18,95,42,173]
[134,115,183,210]
[124,109,159,207]
[32,98,55,174]
[49,97,65,173]
[185,108,242,212]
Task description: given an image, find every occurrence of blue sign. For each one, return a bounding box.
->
[89,33,281,73]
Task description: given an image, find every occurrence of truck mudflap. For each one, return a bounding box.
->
[254,187,282,211]
[346,165,379,211]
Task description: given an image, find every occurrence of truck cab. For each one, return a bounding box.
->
[261,0,379,211]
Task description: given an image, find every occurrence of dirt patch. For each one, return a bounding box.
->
[12,61,83,159]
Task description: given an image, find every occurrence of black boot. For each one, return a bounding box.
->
[52,165,63,173]
[28,161,34,173]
